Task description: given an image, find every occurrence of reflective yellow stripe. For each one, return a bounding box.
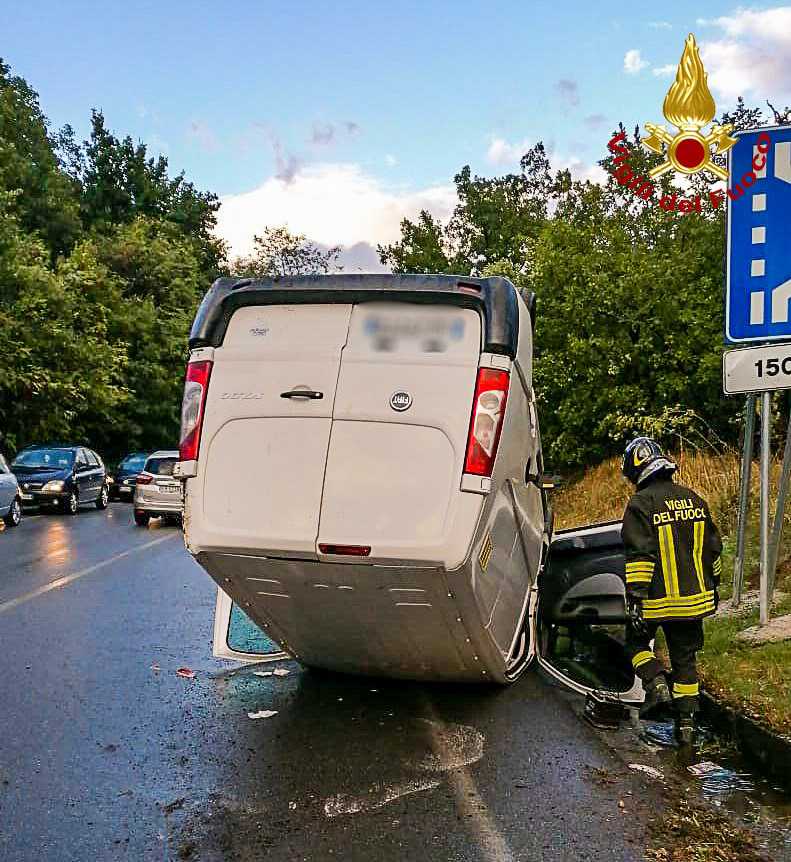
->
[626,561,654,571]
[626,572,653,584]
[713,557,722,577]
[693,520,706,593]
[643,590,715,619]
[644,590,714,610]
[644,600,715,619]
[673,682,699,697]
[632,651,655,669]
[658,525,674,598]
[666,526,680,597]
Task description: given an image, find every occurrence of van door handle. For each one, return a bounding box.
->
[280,389,324,400]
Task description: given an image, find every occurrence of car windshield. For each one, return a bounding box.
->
[146,457,177,476]
[12,448,74,469]
[120,454,148,471]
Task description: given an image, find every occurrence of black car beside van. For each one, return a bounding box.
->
[108,452,150,501]
[11,444,109,515]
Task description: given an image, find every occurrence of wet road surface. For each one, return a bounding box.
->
[0,506,664,861]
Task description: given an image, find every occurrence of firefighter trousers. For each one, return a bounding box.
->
[625,619,704,715]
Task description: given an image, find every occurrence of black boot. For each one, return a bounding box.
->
[640,674,672,718]
[675,714,696,746]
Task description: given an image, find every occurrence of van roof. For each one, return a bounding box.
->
[189,274,527,359]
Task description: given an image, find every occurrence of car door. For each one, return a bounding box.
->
[535,521,644,705]
[0,455,15,513]
[86,450,104,499]
[75,449,93,501]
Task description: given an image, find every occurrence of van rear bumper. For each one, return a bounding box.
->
[195,550,513,683]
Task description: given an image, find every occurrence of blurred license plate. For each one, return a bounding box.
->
[163,484,180,494]
[20,493,33,501]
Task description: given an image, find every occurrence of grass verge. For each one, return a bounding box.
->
[645,797,769,862]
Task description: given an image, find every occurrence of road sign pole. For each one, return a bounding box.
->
[767,396,791,599]
[759,392,773,626]
[733,395,757,607]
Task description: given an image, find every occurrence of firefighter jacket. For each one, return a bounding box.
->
[621,478,723,621]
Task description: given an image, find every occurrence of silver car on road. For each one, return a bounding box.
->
[133,451,182,527]
[0,454,22,528]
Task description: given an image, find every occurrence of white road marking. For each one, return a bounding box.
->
[322,717,484,819]
[320,709,513,862]
[423,707,515,862]
[0,533,177,615]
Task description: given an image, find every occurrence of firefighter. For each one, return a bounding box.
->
[620,437,723,745]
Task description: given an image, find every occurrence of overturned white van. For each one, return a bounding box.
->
[178,275,640,700]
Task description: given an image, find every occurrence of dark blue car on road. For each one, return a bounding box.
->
[11,444,109,515]
[108,452,150,501]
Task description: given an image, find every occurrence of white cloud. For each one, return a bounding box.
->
[624,49,649,74]
[486,137,532,165]
[486,136,605,183]
[216,162,456,262]
[652,64,676,78]
[385,153,398,167]
[554,155,607,185]
[698,7,791,102]
[648,21,672,30]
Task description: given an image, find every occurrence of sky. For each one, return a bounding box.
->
[4,1,791,270]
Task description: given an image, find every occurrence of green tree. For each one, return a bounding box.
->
[0,58,81,257]
[76,111,225,276]
[379,143,552,275]
[378,211,450,274]
[0,196,127,452]
[80,216,207,453]
[234,226,341,277]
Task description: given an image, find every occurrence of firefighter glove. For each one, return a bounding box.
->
[627,595,649,639]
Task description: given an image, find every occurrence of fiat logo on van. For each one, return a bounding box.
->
[390,391,412,412]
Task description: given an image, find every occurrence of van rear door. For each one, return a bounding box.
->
[317,303,484,566]
[199,304,352,555]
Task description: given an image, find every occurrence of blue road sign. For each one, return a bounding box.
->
[726,125,791,343]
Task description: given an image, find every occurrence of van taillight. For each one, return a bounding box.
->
[179,359,213,462]
[463,368,509,477]
[136,473,153,485]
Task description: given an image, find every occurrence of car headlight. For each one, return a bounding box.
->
[43,480,65,492]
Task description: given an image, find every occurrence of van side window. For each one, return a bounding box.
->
[86,450,100,468]
[76,450,89,469]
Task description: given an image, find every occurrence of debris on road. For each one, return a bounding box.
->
[687,761,722,777]
[150,662,160,673]
[247,709,278,720]
[176,667,196,680]
[162,797,186,815]
[628,763,663,780]
[687,761,755,797]
[252,667,290,678]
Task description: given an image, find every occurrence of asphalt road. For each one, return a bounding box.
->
[0,505,664,862]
